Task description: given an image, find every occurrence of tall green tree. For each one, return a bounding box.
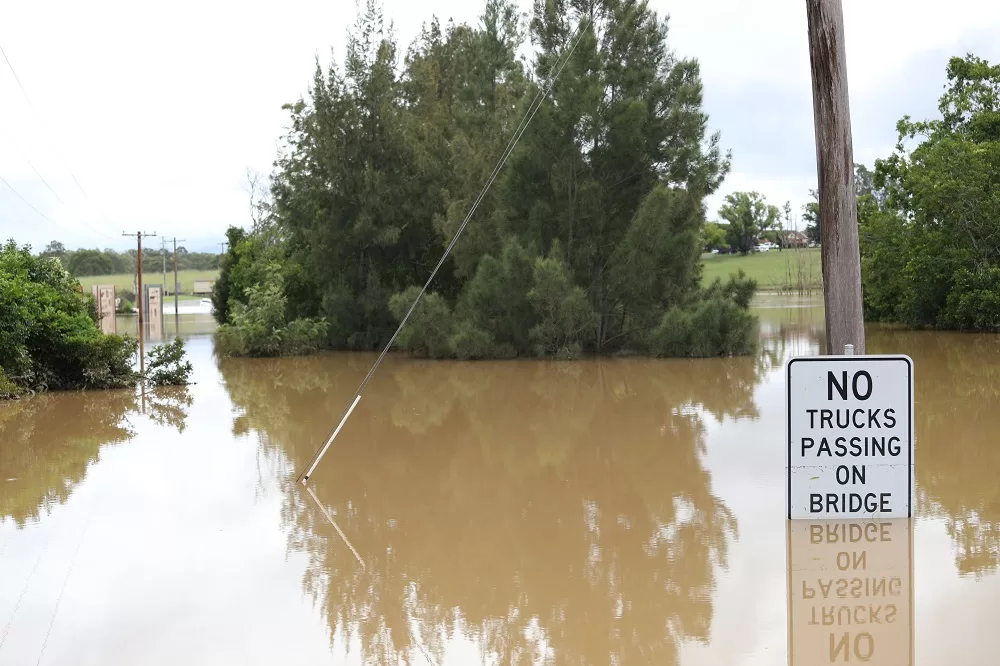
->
[273,0,443,349]
[718,192,779,254]
[703,222,727,251]
[496,0,731,350]
[40,240,67,259]
[863,55,1000,330]
[243,0,754,359]
[403,2,527,281]
[211,226,247,325]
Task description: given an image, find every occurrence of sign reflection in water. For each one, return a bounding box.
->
[787,519,913,665]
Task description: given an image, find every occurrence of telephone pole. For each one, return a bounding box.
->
[165,237,186,316]
[123,231,157,376]
[161,238,167,294]
[806,0,866,355]
[219,241,228,255]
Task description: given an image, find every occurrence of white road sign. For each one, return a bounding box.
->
[786,355,914,520]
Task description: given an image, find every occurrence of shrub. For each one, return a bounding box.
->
[214,262,329,357]
[1,241,139,395]
[648,306,693,357]
[649,298,758,358]
[146,338,194,386]
[527,253,595,358]
[449,320,503,359]
[74,333,140,389]
[457,238,537,352]
[941,265,1000,330]
[284,318,331,356]
[0,368,24,399]
[389,287,454,358]
[701,269,758,309]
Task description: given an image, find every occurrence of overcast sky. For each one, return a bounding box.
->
[2,0,999,253]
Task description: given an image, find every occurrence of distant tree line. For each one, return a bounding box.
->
[37,240,220,277]
[213,0,758,359]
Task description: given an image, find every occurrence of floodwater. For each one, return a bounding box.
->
[1,295,998,665]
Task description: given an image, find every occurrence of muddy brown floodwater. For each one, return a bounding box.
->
[1,295,998,665]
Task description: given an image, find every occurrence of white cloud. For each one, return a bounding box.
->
[1,0,998,250]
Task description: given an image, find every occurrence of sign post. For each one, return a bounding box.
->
[786,355,914,520]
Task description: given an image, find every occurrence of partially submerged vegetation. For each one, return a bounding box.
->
[0,241,193,399]
[215,264,328,357]
[146,338,194,386]
[860,55,1000,331]
[212,0,758,359]
[0,241,136,398]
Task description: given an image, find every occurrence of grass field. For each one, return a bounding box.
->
[701,248,822,291]
[77,270,219,299]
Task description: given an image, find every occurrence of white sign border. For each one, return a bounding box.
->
[785,354,915,521]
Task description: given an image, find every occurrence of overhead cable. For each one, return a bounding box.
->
[296,14,593,485]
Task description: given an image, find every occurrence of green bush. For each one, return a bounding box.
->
[457,238,537,352]
[527,253,595,358]
[214,263,328,357]
[385,242,758,361]
[448,320,501,359]
[701,270,758,309]
[116,289,136,314]
[74,333,140,389]
[1,241,139,395]
[389,287,454,358]
[0,368,24,399]
[146,338,194,386]
[941,265,1000,330]
[283,318,330,356]
[649,296,758,358]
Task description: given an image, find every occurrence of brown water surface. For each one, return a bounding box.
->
[1,298,998,665]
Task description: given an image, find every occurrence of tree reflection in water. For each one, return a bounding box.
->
[871,329,1000,578]
[0,386,192,527]
[221,353,762,665]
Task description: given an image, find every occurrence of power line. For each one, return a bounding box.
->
[0,42,36,115]
[296,14,593,485]
[0,172,68,231]
[0,39,116,241]
[25,159,64,204]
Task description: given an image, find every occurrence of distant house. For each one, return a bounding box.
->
[781,230,808,248]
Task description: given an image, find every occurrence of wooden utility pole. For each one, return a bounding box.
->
[806,0,866,355]
[219,241,228,255]
[123,231,156,376]
[166,237,186,316]
[161,238,167,295]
